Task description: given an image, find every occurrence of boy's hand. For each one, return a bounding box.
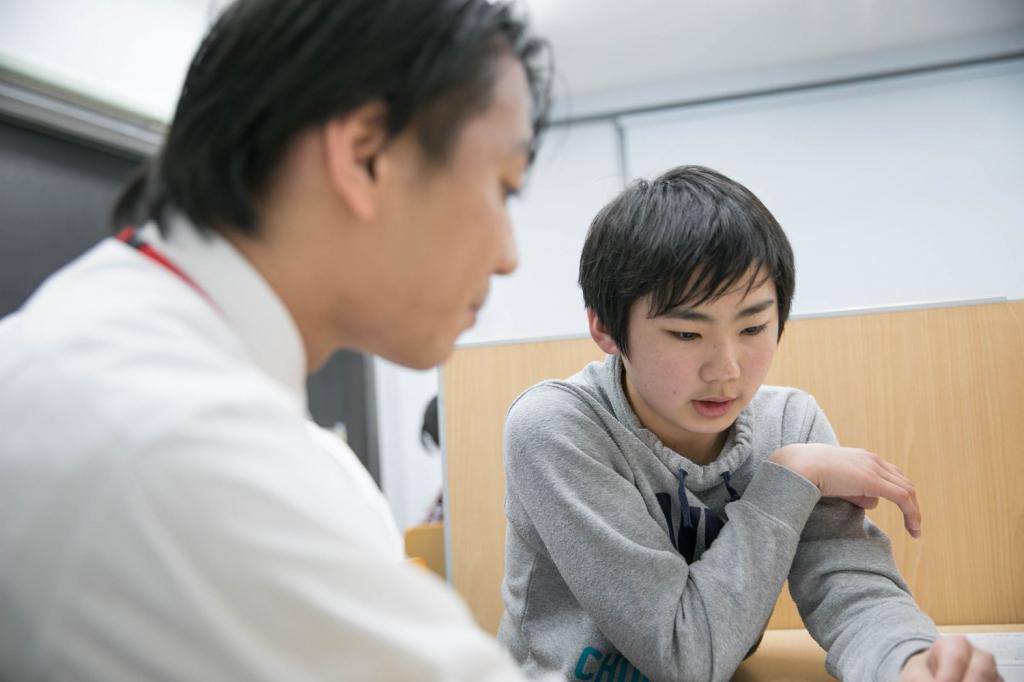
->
[768,444,922,537]
[900,636,1002,681]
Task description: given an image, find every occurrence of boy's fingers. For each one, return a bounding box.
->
[883,460,907,477]
[879,479,922,537]
[933,636,972,682]
[879,459,915,490]
[965,648,1000,682]
[927,639,942,673]
[874,463,922,536]
[842,495,879,509]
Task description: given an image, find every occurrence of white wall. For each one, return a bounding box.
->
[623,58,1024,314]
[462,121,624,344]
[373,360,443,530]
[0,0,218,121]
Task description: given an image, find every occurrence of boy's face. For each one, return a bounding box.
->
[600,272,780,460]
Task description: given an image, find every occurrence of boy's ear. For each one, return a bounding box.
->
[322,101,389,222]
[587,308,621,356]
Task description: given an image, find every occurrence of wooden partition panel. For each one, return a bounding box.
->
[442,337,606,634]
[442,302,1024,635]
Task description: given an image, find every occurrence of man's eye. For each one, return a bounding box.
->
[673,331,700,341]
[502,184,521,200]
[742,324,769,336]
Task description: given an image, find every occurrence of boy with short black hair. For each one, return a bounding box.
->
[497,166,996,681]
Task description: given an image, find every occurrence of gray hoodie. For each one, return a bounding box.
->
[497,355,937,682]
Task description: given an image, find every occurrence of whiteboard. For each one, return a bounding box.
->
[623,58,1024,315]
[459,120,623,345]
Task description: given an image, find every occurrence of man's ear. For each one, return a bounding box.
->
[322,101,389,222]
[587,308,621,356]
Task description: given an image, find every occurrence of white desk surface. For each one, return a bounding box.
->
[733,624,1024,682]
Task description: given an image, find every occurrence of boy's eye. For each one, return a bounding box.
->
[742,323,769,336]
[502,183,521,201]
[673,331,700,341]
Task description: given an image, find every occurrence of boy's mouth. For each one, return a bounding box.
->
[692,398,735,418]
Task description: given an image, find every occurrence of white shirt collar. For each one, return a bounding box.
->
[137,214,308,408]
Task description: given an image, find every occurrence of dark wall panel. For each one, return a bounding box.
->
[0,117,140,317]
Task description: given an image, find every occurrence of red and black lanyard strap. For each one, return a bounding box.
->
[115,226,217,309]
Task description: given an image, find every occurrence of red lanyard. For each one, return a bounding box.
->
[115,226,216,309]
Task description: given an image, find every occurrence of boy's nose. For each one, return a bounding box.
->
[700,343,741,383]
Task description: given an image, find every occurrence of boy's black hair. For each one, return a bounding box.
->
[113,0,552,235]
[420,396,439,450]
[578,165,795,355]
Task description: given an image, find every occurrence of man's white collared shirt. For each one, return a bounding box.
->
[0,218,536,681]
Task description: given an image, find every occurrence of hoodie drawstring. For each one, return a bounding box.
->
[676,468,693,529]
[678,469,739,531]
[721,471,740,502]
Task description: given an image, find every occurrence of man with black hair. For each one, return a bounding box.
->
[0,1,557,679]
[498,166,999,681]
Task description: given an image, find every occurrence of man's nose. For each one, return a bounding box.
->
[495,222,518,276]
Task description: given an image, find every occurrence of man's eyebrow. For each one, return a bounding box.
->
[660,299,776,323]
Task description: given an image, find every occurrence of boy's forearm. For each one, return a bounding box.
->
[789,503,938,681]
[822,596,936,682]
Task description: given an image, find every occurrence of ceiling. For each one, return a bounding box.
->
[521,0,1024,119]
[171,0,1024,119]
[2,0,1022,153]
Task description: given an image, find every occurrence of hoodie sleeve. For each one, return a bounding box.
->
[785,394,939,682]
[504,385,821,682]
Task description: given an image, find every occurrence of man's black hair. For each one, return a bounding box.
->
[578,165,796,355]
[113,0,552,234]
